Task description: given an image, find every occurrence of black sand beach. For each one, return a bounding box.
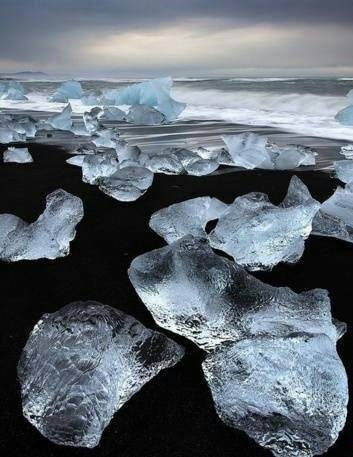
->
[0,141,352,457]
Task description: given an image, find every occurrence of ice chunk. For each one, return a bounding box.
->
[312,183,353,243]
[209,176,320,270]
[0,126,25,143]
[49,80,84,102]
[334,160,353,184]
[129,236,339,350]
[335,105,353,126]
[82,152,119,184]
[102,77,186,122]
[222,133,316,170]
[4,87,28,101]
[99,106,126,121]
[340,144,353,159]
[126,104,166,125]
[149,197,228,244]
[46,104,73,130]
[83,107,102,134]
[92,127,119,148]
[99,166,154,202]
[81,92,100,106]
[203,333,348,457]
[3,147,33,163]
[184,158,219,176]
[66,155,85,167]
[17,301,184,448]
[115,140,141,166]
[0,81,27,100]
[10,116,37,138]
[0,189,83,261]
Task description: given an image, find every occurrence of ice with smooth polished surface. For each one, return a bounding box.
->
[83,107,102,133]
[82,152,119,184]
[99,106,126,121]
[92,128,119,148]
[128,236,338,350]
[46,104,73,130]
[209,176,320,270]
[150,197,228,244]
[203,333,348,457]
[0,189,83,261]
[312,182,353,243]
[335,105,353,126]
[126,104,166,125]
[66,155,85,167]
[222,133,316,169]
[334,160,353,184]
[99,166,154,202]
[3,147,33,163]
[49,80,84,102]
[18,301,184,448]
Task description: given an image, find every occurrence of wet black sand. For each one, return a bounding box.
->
[0,143,352,457]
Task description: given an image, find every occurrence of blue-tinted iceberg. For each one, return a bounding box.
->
[0,81,28,100]
[0,189,83,261]
[46,104,73,130]
[49,80,83,102]
[18,301,184,448]
[335,89,353,126]
[3,147,33,163]
[99,106,126,121]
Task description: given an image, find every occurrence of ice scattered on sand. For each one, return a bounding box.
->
[81,92,100,106]
[222,132,316,169]
[0,189,83,261]
[82,151,119,184]
[340,144,353,159]
[83,107,102,134]
[49,80,84,103]
[66,155,85,167]
[3,147,33,163]
[334,160,353,184]
[149,197,228,244]
[92,127,119,148]
[99,106,126,121]
[126,104,166,125]
[45,104,73,131]
[17,301,184,448]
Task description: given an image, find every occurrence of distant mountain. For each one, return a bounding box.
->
[0,71,48,80]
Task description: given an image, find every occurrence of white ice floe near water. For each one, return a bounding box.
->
[3,147,33,163]
[18,301,184,448]
[0,189,83,261]
[222,132,316,170]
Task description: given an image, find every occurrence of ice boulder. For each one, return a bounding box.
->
[3,147,33,163]
[129,236,339,350]
[81,92,100,106]
[82,152,119,184]
[102,77,186,122]
[149,197,228,244]
[66,155,85,167]
[49,80,83,102]
[99,106,126,121]
[0,126,25,143]
[10,116,37,138]
[203,333,348,457]
[312,183,353,243]
[222,133,316,170]
[209,176,320,270]
[99,166,154,202]
[126,104,166,125]
[4,87,28,101]
[18,301,184,448]
[0,189,83,261]
[334,160,353,184]
[335,105,353,126]
[83,107,102,134]
[115,140,141,166]
[340,144,353,159]
[46,104,73,130]
[92,127,119,148]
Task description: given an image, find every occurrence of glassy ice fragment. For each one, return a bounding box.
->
[0,189,83,261]
[66,155,85,167]
[126,104,166,125]
[83,107,102,134]
[92,128,119,148]
[82,152,119,184]
[46,105,73,130]
[99,106,126,121]
[335,105,353,126]
[340,144,353,159]
[17,301,184,448]
[49,80,84,102]
[334,160,353,184]
[3,147,33,163]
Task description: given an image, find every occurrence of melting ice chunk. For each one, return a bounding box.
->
[66,155,85,167]
[92,127,119,148]
[0,126,25,143]
[3,147,33,163]
[0,189,83,261]
[82,152,119,184]
[334,160,353,184]
[340,144,353,159]
[99,106,126,121]
[4,87,28,101]
[0,81,28,100]
[126,104,166,125]
[46,104,73,130]
[203,333,348,457]
[81,92,100,106]
[209,176,320,270]
[312,183,353,243]
[83,107,102,133]
[17,301,184,448]
[149,197,228,244]
[335,105,353,126]
[99,166,154,202]
[222,133,316,170]
[128,236,339,350]
[49,80,83,102]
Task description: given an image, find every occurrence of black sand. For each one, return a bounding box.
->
[0,143,352,457]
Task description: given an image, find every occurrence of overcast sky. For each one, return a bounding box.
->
[1,0,353,77]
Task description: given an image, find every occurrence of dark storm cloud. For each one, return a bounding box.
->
[1,0,353,72]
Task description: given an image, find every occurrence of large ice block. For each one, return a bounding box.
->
[3,147,33,163]
[46,104,73,130]
[126,104,166,125]
[335,105,353,126]
[49,80,84,102]
[82,152,119,184]
[18,301,184,448]
[334,160,353,184]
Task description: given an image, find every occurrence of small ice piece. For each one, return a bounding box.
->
[340,144,353,159]
[335,105,353,126]
[49,80,84,102]
[149,197,228,244]
[99,166,154,202]
[0,189,83,261]
[0,126,25,143]
[92,128,119,148]
[128,236,339,350]
[66,155,85,167]
[81,92,100,106]
[184,158,219,176]
[82,152,119,184]
[11,116,37,138]
[141,151,185,175]
[4,87,28,101]
[3,147,33,163]
[115,140,141,166]
[46,104,73,130]
[222,133,316,170]
[126,104,166,125]
[334,160,353,184]
[99,106,126,121]
[312,183,353,243]
[203,333,348,457]
[17,301,184,448]
[209,176,320,270]
[83,107,102,133]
